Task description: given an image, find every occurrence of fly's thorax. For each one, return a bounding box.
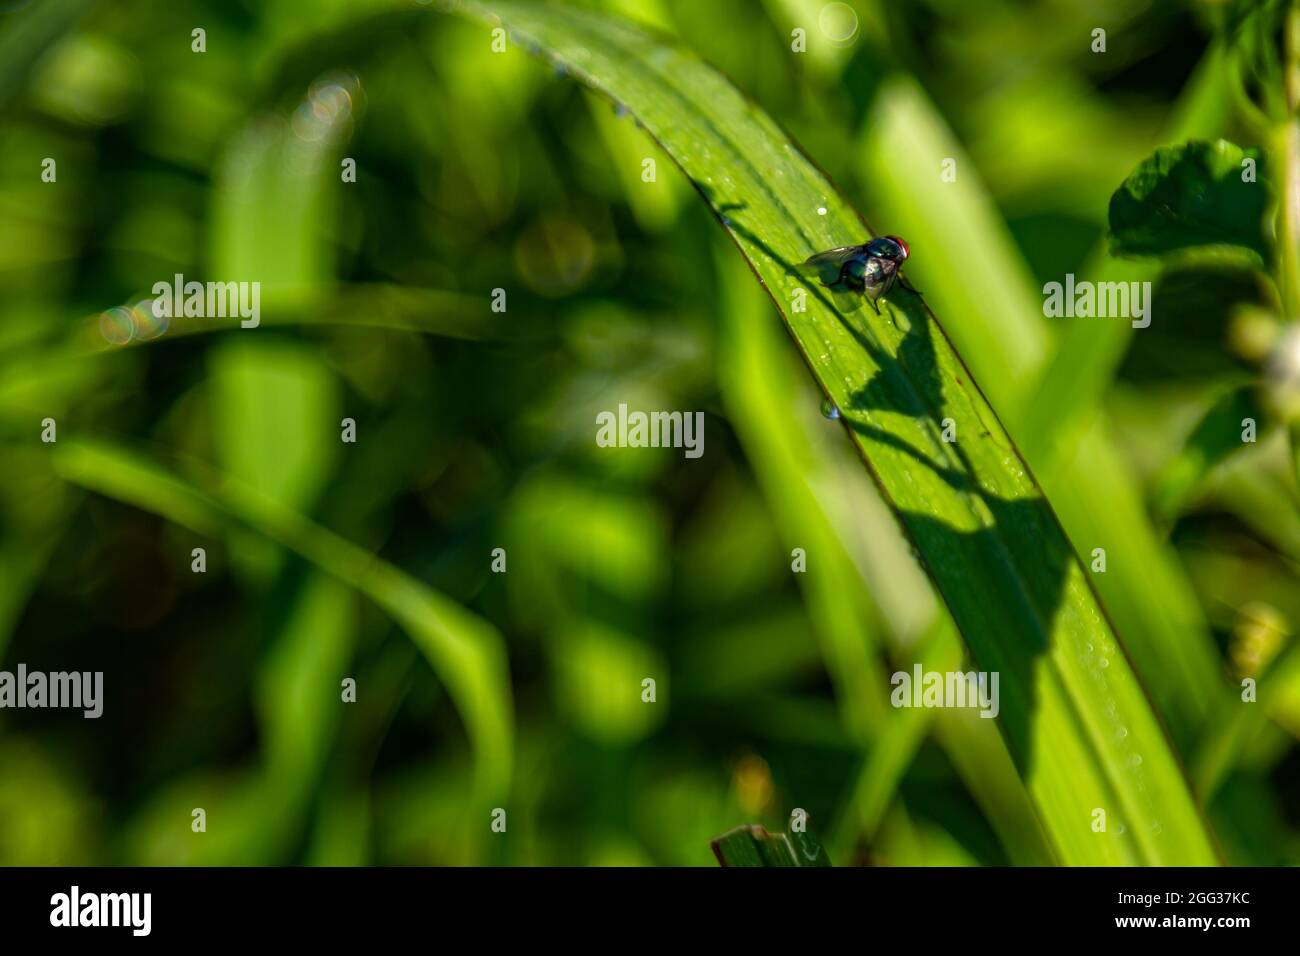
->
[866,236,908,262]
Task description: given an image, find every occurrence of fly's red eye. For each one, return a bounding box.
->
[888,236,909,259]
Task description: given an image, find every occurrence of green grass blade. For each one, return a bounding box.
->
[717,243,1053,865]
[1152,382,1264,522]
[1291,423,1300,500]
[1194,637,1300,801]
[453,0,1219,864]
[855,74,1224,748]
[49,439,513,826]
[711,824,830,867]
[208,338,340,582]
[711,826,797,867]
[257,572,357,792]
[67,285,545,352]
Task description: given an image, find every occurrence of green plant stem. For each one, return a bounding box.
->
[1278,3,1300,492]
[1279,2,1300,322]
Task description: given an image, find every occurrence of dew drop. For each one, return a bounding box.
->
[819,1,860,44]
[816,206,827,216]
[820,399,841,420]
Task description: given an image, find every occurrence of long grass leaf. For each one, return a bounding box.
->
[49,439,513,822]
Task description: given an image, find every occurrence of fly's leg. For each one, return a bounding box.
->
[822,266,867,313]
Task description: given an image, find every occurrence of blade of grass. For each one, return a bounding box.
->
[452,0,1219,864]
[711,824,829,867]
[68,285,552,352]
[1195,637,1300,800]
[48,438,513,832]
[717,242,1053,865]
[0,285,556,391]
[1152,381,1264,523]
[857,74,1225,748]
[209,338,340,583]
[257,572,357,793]
[123,570,358,865]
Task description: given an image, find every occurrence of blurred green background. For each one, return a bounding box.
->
[0,0,1298,865]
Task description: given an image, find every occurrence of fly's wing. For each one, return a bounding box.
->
[803,245,865,266]
[862,256,901,301]
[800,245,866,288]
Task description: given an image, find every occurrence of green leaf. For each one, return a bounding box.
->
[711,824,830,867]
[1108,140,1269,261]
[1293,422,1300,495]
[856,69,1226,750]
[1153,382,1265,522]
[125,572,357,865]
[209,339,340,581]
[1194,635,1300,803]
[49,439,513,838]
[211,78,353,307]
[716,244,1053,865]
[256,573,357,790]
[210,338,339,514]
[451,0,1219,865]
[71,285,545,350]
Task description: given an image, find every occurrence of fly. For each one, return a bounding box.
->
[801,235,919,314]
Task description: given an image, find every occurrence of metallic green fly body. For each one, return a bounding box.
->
[801,235,919,314]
